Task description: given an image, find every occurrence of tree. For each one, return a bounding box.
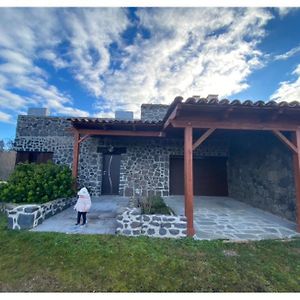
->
[0,139,14,152]
[0,140,4,152]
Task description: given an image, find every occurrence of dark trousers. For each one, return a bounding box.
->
[77,212,87,224]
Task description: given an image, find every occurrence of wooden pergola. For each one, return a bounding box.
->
[163,97,300,236]
[69,97,300,236]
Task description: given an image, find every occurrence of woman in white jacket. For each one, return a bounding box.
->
[74,187,92,226]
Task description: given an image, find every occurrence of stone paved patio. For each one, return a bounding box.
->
[31,196,129,235]
[164,196,300,241]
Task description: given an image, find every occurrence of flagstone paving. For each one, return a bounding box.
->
[31,196,129,235]
[164,196,300,241]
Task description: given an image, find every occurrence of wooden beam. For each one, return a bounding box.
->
[272,130,298,154]
[78,134,91,144]
[184,125,195,237]
[292,128,300,232]
[77,129,165,137]
[163,103,181,129]
[170,119,298,131]
[72,130,80,188]
[271,109,284,121]
[222,107,234,120]
[193,128,216,151]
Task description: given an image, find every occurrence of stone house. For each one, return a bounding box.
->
[14,96,300,236]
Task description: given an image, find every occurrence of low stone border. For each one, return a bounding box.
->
[4,197,76,230]
[116,208,187,238]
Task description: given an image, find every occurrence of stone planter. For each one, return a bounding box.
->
[4,197,76,230]
[116,207,187,238]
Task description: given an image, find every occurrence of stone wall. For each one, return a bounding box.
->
[14,115,229,197]
[14,115,100,194]
[16,115,72,137]
[0,151,16,180]
[141,104,169,122]
[227,132,296,222]
[116,207,187,238]
[14,115,74,168]
[5,197,76,230]
[100,136,229,197]
[78,138,103,195]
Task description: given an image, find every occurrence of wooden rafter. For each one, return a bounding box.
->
[271,109,284,121]
[170,119,298,131]
[192,128,216,151]
[292,128,300,232]
[222,107,234,120]
[77,129,165,137]
[78,134,91,144]
[272,130,298,154]
[163,103,181,129]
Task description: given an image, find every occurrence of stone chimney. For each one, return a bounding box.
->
[115,110,134,121]
[27,108,50,116]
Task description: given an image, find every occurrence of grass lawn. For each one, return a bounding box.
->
[0,213,299,292]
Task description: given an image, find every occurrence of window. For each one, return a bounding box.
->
[16,151,53,164]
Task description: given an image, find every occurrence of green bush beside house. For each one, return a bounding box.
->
[139,195,174,215]
[0,162,75,204]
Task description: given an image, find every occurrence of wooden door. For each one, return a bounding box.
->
[101,154,121,195]
[169,156,228,196]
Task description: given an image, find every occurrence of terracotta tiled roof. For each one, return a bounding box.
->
[182,97,300,107]
[68,117,163,131]
[162,96,300,123]
[69,96,300,129]
[68,117,162,125]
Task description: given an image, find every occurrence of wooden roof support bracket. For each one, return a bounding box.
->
[192,128,216,151]
[163,103,181,129]
[78,134,91,144]
[272,130,298,154]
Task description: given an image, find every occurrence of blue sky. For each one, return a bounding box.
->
[1,7,300,141]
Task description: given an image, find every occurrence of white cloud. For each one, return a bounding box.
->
[0,8,90,119]
[0,7,277,123]
[274,45,300,60]
[100,8,272,116]
[276,7,295,18]
[62,8,129,97]
[40,50,69,69]
[0,111,12,123]
[270,64,300,102]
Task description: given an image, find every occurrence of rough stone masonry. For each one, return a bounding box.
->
[14,105,229,197]
[116,207,187,238]
[13,103,297,222]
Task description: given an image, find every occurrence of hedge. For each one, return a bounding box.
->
[0,162,75,204]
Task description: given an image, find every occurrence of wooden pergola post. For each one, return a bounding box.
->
[72,130,80,188]
[292,128,300,232]
[184,125,195,236]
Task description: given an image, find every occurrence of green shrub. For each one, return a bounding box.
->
[140,195,173,215]
[0,162,75,204]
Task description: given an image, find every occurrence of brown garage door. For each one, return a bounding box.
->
[169,156,228,196]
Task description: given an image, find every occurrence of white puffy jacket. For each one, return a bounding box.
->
[74,187,92,212]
